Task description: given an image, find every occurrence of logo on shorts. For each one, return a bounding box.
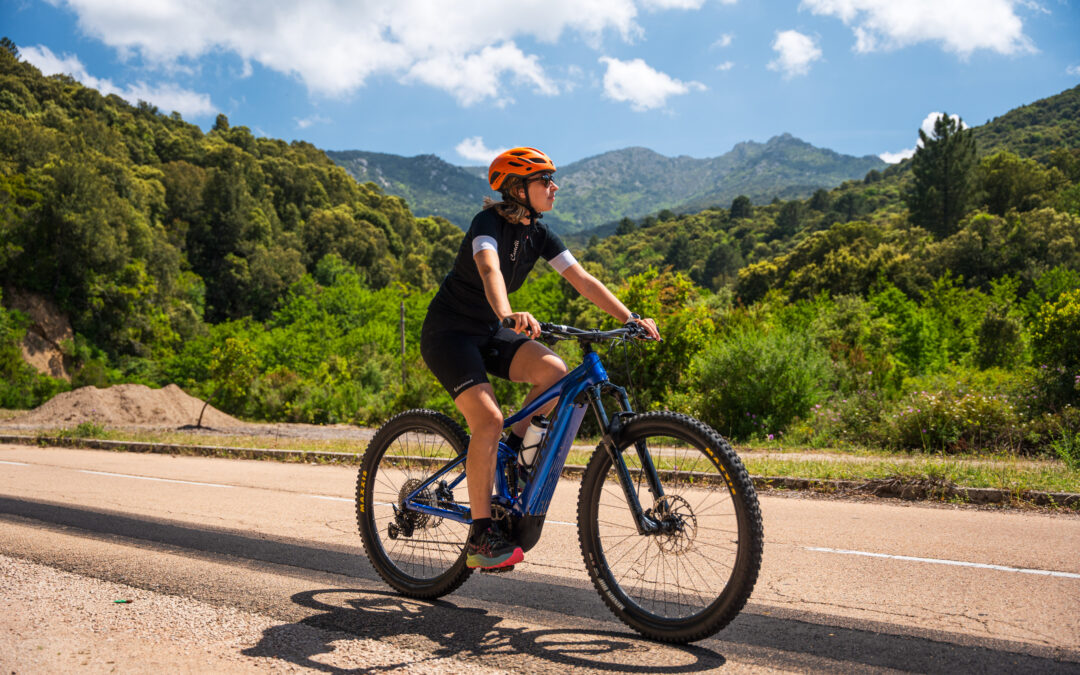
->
[453,378,475,393]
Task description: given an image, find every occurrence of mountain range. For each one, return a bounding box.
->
[328,134,885,233]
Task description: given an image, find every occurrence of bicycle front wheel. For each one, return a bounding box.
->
[356,409,473,599]
[577,411,763,643]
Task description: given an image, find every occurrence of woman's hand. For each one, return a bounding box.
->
[628,315,661,341]
[504,311,541,339]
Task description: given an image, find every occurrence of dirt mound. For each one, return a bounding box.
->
[15,384,243,428]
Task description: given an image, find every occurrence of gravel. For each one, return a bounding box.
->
[0,554,507,674]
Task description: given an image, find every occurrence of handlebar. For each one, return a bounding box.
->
[500,317,656,344]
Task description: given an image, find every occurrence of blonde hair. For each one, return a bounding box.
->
[482,174,532,224]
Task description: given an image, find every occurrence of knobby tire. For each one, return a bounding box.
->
[356,409,473,599]
[577,411,763,643]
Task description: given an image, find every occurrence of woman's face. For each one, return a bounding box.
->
[521,173,558,213]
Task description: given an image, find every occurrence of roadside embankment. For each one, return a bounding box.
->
[2,429,1076,510]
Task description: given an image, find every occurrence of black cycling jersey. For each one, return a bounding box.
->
[428,208,573,324]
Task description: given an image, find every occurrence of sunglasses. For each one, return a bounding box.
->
[528,172,557,187]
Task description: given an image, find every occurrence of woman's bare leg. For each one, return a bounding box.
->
[508,340,568,437]
[453,383,502,521]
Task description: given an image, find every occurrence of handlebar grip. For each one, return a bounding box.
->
[501,316,515,329]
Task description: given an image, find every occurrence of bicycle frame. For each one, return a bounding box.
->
[401,345,667,548]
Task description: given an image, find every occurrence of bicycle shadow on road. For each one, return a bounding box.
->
[241,587,724,673]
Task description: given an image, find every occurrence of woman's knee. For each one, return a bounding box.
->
[472,407,504,438]
[540,354,568,384]
[457,388,503,438]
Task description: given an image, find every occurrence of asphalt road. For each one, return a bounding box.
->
[1,444,1078,673]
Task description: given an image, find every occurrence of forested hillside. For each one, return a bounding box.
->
[565,85,1080,454]
[0,40,461,416]
[2,35,1078,461]
[326,149,490,230]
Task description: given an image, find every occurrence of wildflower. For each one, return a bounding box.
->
[767,434,774,440]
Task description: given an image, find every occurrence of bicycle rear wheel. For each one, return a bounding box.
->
[577,411,763,643]
[356,409,473,598]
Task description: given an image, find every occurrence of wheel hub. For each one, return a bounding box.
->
[649,495,697,554]
[397,478,434,530]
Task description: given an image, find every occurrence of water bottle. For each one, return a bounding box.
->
[518,415,548,472]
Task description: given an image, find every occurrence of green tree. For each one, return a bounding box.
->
[832,191,867,223]
[809,188,830,212]
[774,200,803,237]
[663,232,692,269]
[730,195,752,219]
[0,36,19,59]
[976,151,1051,216]
[700,243,742,290]
[1032,288,1080,407]
[906,113,976,238]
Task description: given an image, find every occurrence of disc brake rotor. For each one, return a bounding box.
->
[651,494,697,554]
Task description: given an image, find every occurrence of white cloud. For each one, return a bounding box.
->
[599,56,705,111]
[881,111,969,163]
[456,137,509,164]
[45,0,667,105]
[880,148,915,163]
[405,43,558,106]
[918,111,968,138]
[21,44,215,117]
[801,0,1036,57]
[641,0,707,8]
[712,33,735,49]
[1068,65,1080,76]
[767,30,822,78]
[295,114,330,129]
[716,61,735,71]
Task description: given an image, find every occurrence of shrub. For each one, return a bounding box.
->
[1052,426,1080,471]
[690,326,833,439]
[972,304,1026,370]
[1031,288,1080,409]
[881,389,1023,453]
[785,389,890,448]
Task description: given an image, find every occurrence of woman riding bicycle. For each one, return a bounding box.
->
[420,146,660,570]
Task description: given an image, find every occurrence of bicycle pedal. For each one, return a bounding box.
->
[478,564,515,574]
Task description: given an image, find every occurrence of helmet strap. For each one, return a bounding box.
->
[509,178,542,223]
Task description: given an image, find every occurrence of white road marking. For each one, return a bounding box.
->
[0,460,29,466]
[308,495,352,502]
[807,547,1080,580]
[77,470,233,489]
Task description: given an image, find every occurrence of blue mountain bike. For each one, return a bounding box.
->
[356,321,763,643]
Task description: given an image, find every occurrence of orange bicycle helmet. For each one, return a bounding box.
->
[488,147,556,191]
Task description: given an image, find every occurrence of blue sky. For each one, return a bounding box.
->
[5,0,1079,167]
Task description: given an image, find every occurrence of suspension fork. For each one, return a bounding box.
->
[588,383,666,534]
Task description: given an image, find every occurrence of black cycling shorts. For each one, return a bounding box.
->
[420,309,531,399]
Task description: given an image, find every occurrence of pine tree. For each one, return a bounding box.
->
[0,37,19,59]
[906,113,976,239]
